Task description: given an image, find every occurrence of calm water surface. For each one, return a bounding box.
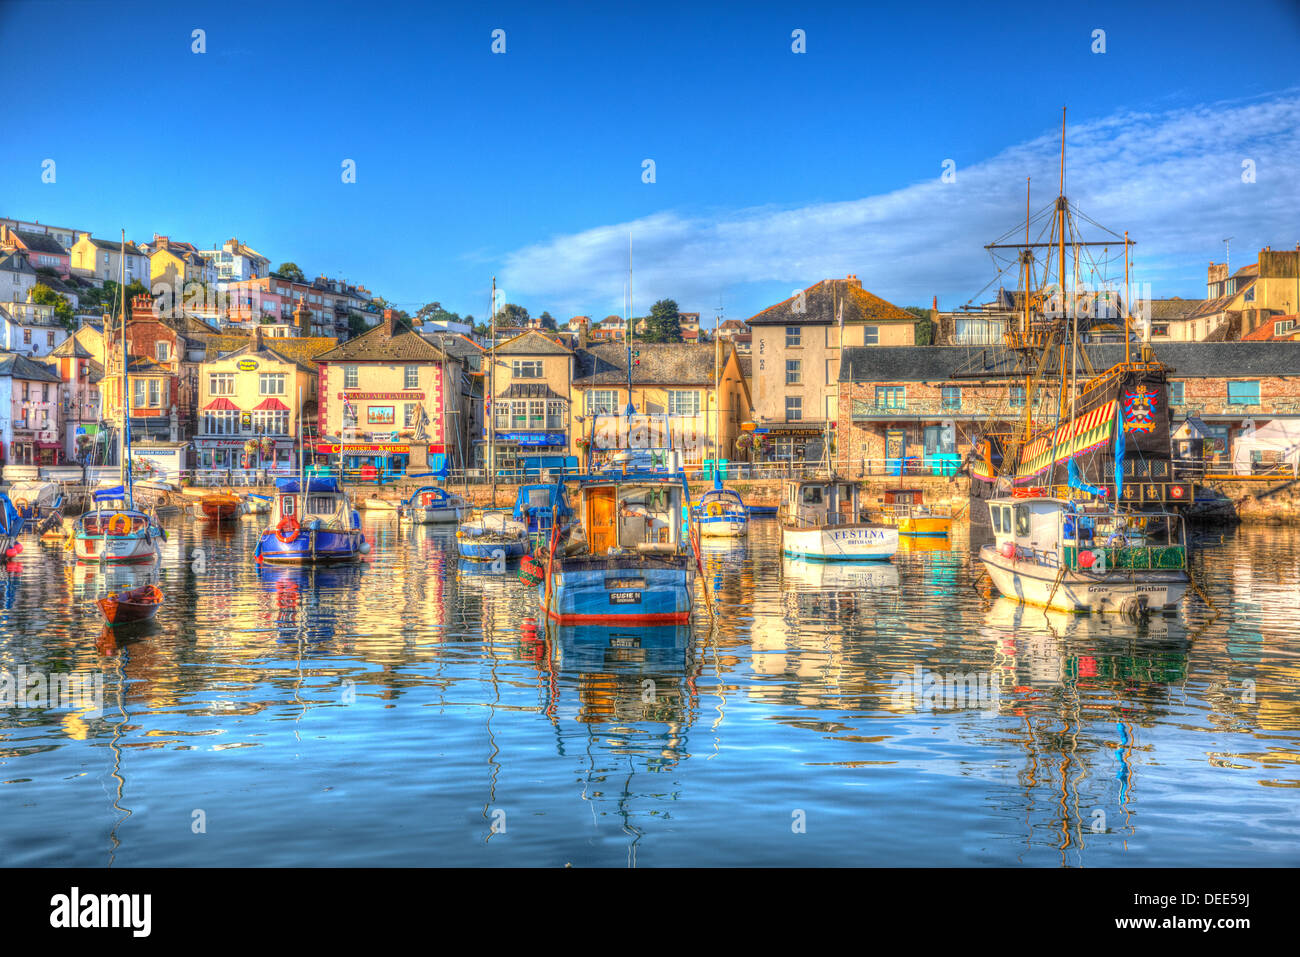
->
[1,514,1297,867]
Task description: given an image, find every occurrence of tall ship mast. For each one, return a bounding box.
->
[954,109,1189,512]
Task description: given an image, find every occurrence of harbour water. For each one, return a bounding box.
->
[1,515,1297,867]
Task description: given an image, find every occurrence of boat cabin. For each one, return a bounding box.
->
[273,476,354,527]
[696,487,746,515]
[514,483,573,534]
[988,495,1186,571]
[580,478,685,556]
[783,479,860,528]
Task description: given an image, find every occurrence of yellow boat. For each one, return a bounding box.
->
[878,489,952,538]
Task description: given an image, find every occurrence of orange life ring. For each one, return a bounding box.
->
[276,515,301,543]
[106,513,132,535]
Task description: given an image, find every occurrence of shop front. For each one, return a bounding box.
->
[195,436,297,472]
[760,426,828,465]
[314,440,424,482]
[491,430,573,476]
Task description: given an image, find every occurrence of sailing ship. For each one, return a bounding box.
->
[72,231,164,565]
[779,476,898,561]
[952,111,1193,612]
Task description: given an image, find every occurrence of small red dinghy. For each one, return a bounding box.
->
[97,584,164,625]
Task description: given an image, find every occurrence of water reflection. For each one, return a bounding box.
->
[0,514,1296,866]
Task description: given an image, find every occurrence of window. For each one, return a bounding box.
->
[155,342,170,362]
[587,390,618,415]
[546,399,565,429]
[668,390,700,416]
[1014,505,1030,537]
[22,329,30,344]
[863,326,879,345]
[259,373,286,395]
[1009,385,1026,408]
[1277,319,1295,336]
[785,326,801,348]
[991,506,1002,533]
[875,386,905,409]
[802,485,823,505]
[941,386,961,410]
[344,365,358,389]
[132,380,146,410]
[786,396,803,420]
[46,331,55,346]
[786,360,802,385]
[254,410,289,435]
[1168,382,1184,405]
[204,409,239,435]
[1227,380,1260,406]
[512,360,543,379]
[209,373,235,395]
[148,379,161,407]
[404,365,419,389]
[528,399,546,427]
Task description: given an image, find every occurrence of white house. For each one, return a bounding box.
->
[0,250,36,304]
[0,351,66,466]
[0,301,70,357]
[200,237,271,287]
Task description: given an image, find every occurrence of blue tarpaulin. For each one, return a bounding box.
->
[275,477,341,494]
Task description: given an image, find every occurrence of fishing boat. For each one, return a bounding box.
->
[779,477,898,561]
[980,494,1189,615]
[199,489,242,522]
[690,474,749,538]
[537,470,698,625]
[873,488,952,538]
[96,583,164,626]
[397,485,468,523]
[457,510,529,562]
[254,476,369,564]
[73,485,166,564]
[9,480,63,531]
[0,494,24,557]
[512,482,573,547]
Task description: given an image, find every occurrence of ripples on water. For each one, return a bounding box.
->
[0,515,1297,867]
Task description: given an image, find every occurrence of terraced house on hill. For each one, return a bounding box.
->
[315,312,468,475]
[836,342,1300,476]
[746,275,918,463]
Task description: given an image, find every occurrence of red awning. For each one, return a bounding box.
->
[252,397,290,411]
[202,397,240,411]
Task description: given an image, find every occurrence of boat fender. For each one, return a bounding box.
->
[1078,549,1095,569]
[1119,596,1148,621]
[1000,542,1015,559]
[359,538,371,555]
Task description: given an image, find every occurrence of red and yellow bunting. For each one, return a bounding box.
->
[1015,400,1116,481]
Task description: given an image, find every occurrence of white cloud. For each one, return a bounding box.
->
[500,92,1300,317]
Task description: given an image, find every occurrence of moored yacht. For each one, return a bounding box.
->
[779,477,898,561]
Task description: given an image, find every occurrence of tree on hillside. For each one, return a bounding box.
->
[538,310,557,331]
[30,284,75,332]
[639,299,682,343]
[275,262,306,283]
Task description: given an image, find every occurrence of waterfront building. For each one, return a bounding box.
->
[315,312,467,475]
[487,330,576,475]
[746,275,917,463]
[836,342,1300,475]
[0,351,66,466]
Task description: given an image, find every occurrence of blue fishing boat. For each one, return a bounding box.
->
[457,510,529,562]
[0,494,24,557]
[254,476,369,564]
[512,482,574,547]
[538,470,698,625]
[689,473,748,538]
[397,485,467,524]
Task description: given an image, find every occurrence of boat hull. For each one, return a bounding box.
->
[979,545,1189,613]
[781,523,898,561]
[257,527,365,563]
[97,585,163,625]
[200,496,241,521]
[74,533,160,564]
[898,516,952,538]
[458,538,527,561]
[695,516,748,538]
[541,558,694,625]
[405,505,464,523]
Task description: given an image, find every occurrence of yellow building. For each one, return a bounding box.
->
[487,330,575,474]
[315,313,466,474]
[69,235,151,285]
[194,328,319,471]
[571,340,753,466]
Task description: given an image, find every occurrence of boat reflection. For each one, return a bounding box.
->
[257,561,366,646]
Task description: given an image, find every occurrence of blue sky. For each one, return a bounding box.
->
[2,0,1298,324]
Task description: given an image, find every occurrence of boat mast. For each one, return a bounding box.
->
[489,276,497,507]
[626,235,635,417]
[117,228,131,503]
[1021,177,1034,442]
[1123,230,1131,365]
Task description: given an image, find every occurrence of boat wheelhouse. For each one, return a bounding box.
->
[512,482,574,546]
[779,477,898,561]
[398,485,467,524]
[979,494,1189,614]
[254,476,368,564]
[73,485,165,565]
[538,471,697,625]
[874,488,952,538]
